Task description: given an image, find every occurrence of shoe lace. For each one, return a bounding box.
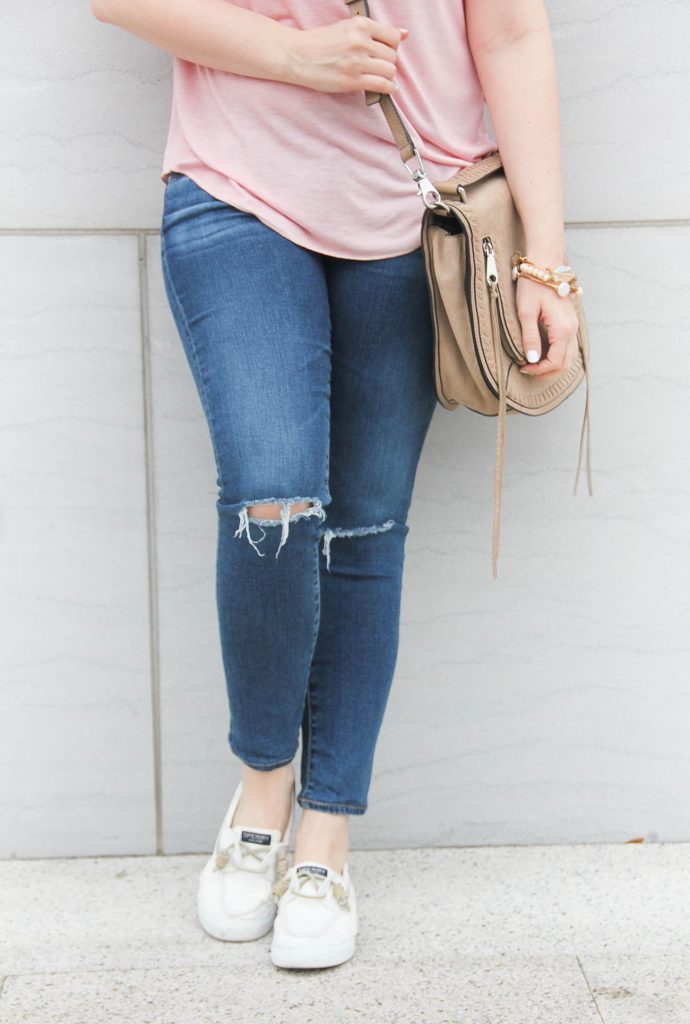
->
[272,872,350,911]
[216,833,289,877]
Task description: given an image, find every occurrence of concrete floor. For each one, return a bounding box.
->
[1,843,689,1023]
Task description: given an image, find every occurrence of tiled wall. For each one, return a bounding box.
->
[2,2,689,858]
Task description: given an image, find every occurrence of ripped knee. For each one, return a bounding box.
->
[234,497,327,559]
[321,519,397,572]
[247,500,313,520]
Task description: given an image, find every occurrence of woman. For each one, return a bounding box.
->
[91,0,578,970]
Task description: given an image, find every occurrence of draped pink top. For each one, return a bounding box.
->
[161,0,496,260]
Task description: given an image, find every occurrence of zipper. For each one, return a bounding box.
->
[482,236,525,363]
[457,221,497,398]
[426,212,501,402]
[453,218,496,398]
[483,237,498,284]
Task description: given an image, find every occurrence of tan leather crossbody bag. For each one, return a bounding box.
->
[345,0,593,578]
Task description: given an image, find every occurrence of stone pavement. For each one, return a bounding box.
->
[1,843,689,1023]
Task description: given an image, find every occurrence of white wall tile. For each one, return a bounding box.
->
[3,2,688,228]
[551,1,690,222]
[146,237,236,853]
[0,237,156,857]
[2,1,171,229]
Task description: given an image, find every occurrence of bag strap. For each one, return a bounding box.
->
[344,0,449,209]
[344,0,416,162]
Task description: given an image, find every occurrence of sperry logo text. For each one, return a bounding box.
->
[241,830,271,845]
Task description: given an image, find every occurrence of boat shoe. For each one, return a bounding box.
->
[197,778,295,942]
[270,859,358,968]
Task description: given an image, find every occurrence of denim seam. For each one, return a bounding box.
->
[228,735,296,772]
[303,526,321,798]
[161,240,226,493]
[304,685,314,796]
[298,796,367,813]
[239,753,296,772]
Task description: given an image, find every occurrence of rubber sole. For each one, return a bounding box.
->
[270,935,356,969]
[198,900,276,943]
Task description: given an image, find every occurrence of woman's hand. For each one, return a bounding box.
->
[516,275,580,376]
[282,17,407,95]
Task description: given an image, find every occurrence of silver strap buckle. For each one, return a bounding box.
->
[403,151,450,211]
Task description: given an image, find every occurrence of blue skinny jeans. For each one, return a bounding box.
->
[161,171,438,815]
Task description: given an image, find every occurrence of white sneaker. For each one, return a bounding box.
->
[270,860,358,968]
[197,778,295,942]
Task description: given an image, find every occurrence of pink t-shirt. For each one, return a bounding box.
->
[161,0,496,260]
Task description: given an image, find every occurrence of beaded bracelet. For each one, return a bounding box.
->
[511,252,583,298]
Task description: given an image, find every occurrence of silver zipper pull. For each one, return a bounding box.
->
[483,238,498,284]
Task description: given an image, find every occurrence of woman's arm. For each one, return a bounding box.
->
[466,0,579,375]
[91,0,300,81]
[91,0,405,97]
[466,0,564,266]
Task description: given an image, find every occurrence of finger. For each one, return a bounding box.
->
[359,56,397,81]
[363,17,407,49]
[517,309,543,367]
[522,334,568,376]
[355,73,399,94]
[367,39,399,65]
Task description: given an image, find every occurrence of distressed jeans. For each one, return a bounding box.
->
[161,171,438,815]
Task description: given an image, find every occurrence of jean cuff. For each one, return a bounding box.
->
[297,794,367,816]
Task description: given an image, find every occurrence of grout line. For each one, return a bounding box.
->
[137,232,164,857]
[0,228,161,236]
[566,219,690,230]
[576,955,607,1024]
[2,838,684,864]
[1,219,690,237]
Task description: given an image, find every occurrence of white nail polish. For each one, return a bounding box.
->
[526,349,540,363]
